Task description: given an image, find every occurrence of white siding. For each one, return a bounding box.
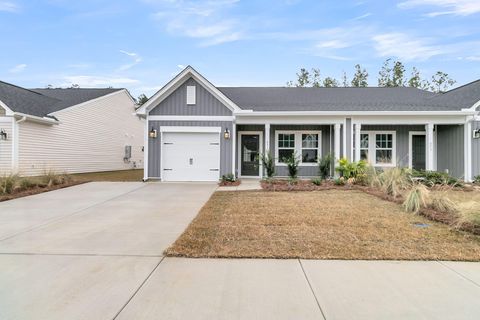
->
[0,117,13,175]
[17,91,144,176]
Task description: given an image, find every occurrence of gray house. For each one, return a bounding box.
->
[137,66,480,182]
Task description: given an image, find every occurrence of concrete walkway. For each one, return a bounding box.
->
[0,182,479,319]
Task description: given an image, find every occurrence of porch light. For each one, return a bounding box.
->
[224,128,231,140]
[0,129,7,141]
[474,129,480,139]
[149,127,157,139]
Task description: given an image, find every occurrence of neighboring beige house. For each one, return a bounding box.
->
[0,81,144,176]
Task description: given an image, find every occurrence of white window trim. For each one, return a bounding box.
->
[275,130,322,166]
[360,130,397,167]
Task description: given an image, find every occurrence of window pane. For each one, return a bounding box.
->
[376,150,392,164]
[302,149,318,163]
[360,150,368,161]
[302,134,318,148]
[376,134,392,149]
[278,149,294,163]
[360,134,369,148]
[278,134,295,148]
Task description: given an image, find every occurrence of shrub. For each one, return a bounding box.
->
[259,153,275,178]
[431,196,458,214]
[40,171,73,187]
[318,153,332,179]
[221,173,236,183]
[311,178,322,186]
[412,170,460,187]
[474,175,480,184]
[403,183,430,213]
[378,167,412,198]
[456,202,480,227]
[0,174,18,195]
[284,153,300,180]
[335,158,367,179]
[19,178,36,191]
[334,177,345,185]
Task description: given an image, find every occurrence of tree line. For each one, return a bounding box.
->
[286,59,456,93]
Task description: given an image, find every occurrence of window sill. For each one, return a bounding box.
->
[275,163,318,167]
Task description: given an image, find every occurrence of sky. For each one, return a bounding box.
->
[0,0,480,98]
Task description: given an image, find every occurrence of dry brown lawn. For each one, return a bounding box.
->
[165,190,480,260]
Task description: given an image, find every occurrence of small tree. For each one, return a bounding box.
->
[430,71,456,93]
[392,61,406,87]
[260,153,275,178]
[408,67,430,90]
[137,94,149,106]
[351,64,368,87]
[284,153,300,180]
[378,58,393,87]
[296,68,310,87]
[318,153,333,179]
[341,71,349,87]
[323,77,339,88]
[311,68,322,88]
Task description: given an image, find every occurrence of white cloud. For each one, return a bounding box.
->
[372,32,444,61]
[465,56,480,61]
[351,12,372,20]
[117,50,142,71]
[177,64,186,69]
[9,63,27,73]
[62,75,139,87]
[149,0,243,46]
[0,1,19,12]
[398,0,480,16]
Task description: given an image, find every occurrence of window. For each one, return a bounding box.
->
[276,131,321,165]
[360,133,369,161]
[359,131,396,166]
[302,134,319,163]
[278,133,295,163]
[186,86,196,105]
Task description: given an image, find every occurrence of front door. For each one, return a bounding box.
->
[411,134,426,171]
[241,134,260,176]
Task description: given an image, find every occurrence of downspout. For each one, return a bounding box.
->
[330,124,333,177]
[12,116,27,173]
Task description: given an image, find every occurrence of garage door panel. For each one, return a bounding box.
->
[162,132,220,182]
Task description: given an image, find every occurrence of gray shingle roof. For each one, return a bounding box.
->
[218,86,477,112]
[0,80,122,118]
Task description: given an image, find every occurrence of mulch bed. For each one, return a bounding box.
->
[260,179,346,191]
[218,180,241,187]
[0,181,86,202]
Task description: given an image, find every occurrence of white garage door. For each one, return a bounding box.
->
[162,131,220,181]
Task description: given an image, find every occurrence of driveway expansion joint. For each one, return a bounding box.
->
[436,260,480,288]
[298,259,327,320]
[112,256,165,320]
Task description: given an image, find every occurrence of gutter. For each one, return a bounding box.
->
[234,110,477,116]
[13,112,60,125]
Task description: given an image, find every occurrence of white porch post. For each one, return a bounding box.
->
[232,121,237,178]
[143,115,149,181]
[265,123,270,153]
[334,123,341,173]
[464,120,472,182]
[354,123,361,162]
[425,123,434,171]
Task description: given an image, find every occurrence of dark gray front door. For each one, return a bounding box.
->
[412,135,426,171]
[241,134,260,176]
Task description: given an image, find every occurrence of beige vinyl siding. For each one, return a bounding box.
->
[0,107,5,116]
[0,117,13,174]
[17,91,144,176]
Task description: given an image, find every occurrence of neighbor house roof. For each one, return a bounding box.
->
[217,86,476,112]
[0,80,122,118]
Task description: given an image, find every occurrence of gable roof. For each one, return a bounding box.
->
[218,86,478,112]
[0,80,123,118]
[429,79,480,110]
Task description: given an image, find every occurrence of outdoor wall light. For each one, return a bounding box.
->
[0,129,7,141]
[473,129,480,139]
[224,128,231,140]
[149,127,158,139]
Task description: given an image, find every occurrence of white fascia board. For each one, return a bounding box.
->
[352,115,468,125]
[0,99,14,116]
[234,110,476,116]
[13,112,59,125]
[137,66,241,115]
[160,126,222,133]
[461,99,480,112]
[48,90,127,116]
[149,115,234,121]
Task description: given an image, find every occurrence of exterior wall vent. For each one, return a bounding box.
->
[186,86,196,105]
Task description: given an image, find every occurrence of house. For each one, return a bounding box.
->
[136,66,480,182]
[0,81,144,176]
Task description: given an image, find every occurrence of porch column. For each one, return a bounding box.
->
[334,123,341,171]
[265,123,270,153]
[354,123,361,162]
[464,120,472,182]
[425,123,434,171]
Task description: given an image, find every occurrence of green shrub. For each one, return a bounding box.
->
[0,174,18,195]
[403,183,430,213]
[474,175,480,184]
[311,178,323,186]
[318,153,332,179]
[412,170,460,187]
[284,153,300,180]
[335,158,367,179]
[334,177,345,185]
[259,153,275,178]
[221,173,236,182]
[19,178,36,191]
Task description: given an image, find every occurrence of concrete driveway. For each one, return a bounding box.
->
[0,182,480,320]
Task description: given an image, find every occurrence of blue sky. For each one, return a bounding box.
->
[1,0,480,98]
